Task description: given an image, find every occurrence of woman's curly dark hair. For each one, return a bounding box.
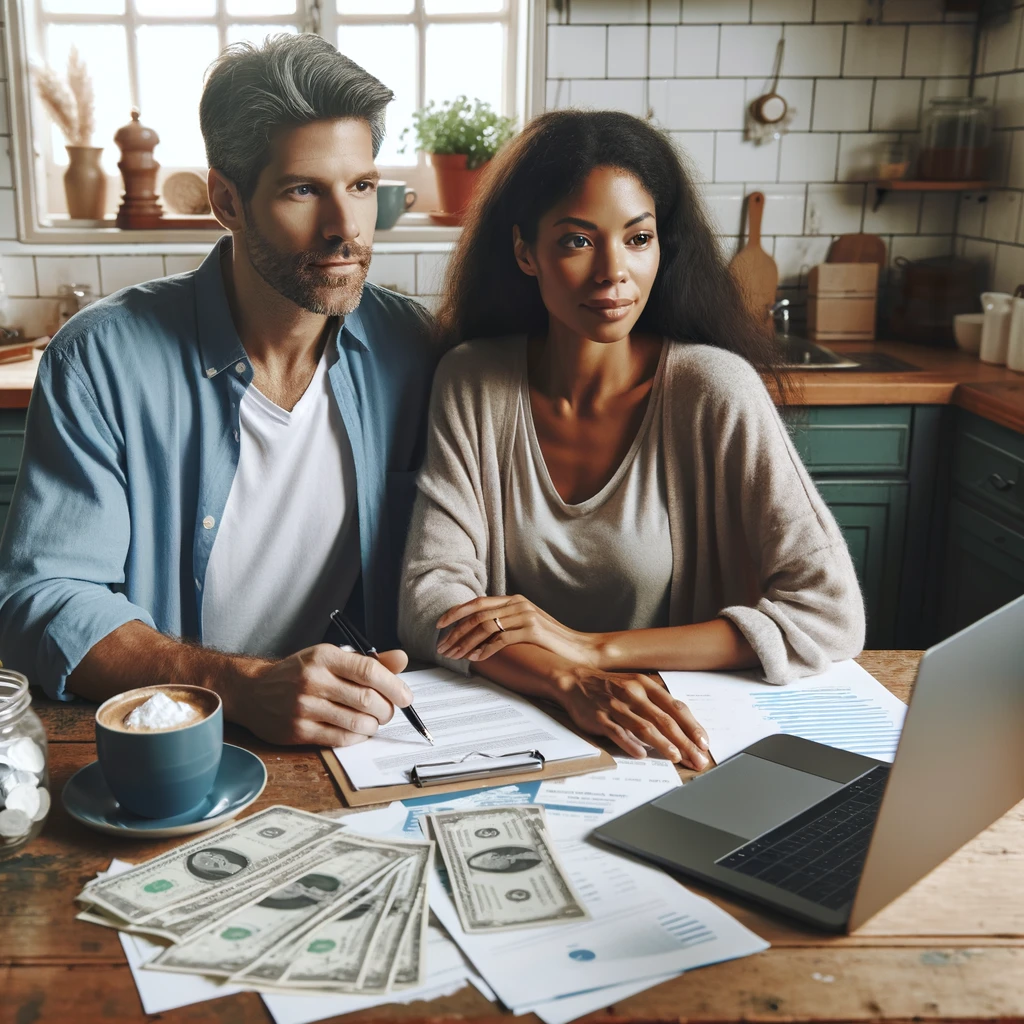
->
[435,109,786,399]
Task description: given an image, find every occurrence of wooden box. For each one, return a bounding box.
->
[807,262,878,341]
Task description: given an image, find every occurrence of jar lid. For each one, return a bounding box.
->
[928,95,989,107]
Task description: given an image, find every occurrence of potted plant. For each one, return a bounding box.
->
[405,97,515,223]
[33,47,104,221]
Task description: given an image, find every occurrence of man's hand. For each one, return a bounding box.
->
[558,666,710,769]
[225,645,411,747]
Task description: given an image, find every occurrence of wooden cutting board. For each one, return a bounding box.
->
[729,191,777,319]
[827,233,887,266]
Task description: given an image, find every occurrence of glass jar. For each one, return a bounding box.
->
[918,96,992,181]
[57,283,95,328]
[877,140,912,181]
[0,671,50,857]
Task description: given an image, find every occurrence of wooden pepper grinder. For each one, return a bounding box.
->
[114,108,163,229]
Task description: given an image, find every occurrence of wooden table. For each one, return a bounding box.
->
[3,651,1023,1023]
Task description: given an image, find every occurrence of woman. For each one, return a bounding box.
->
[398,110,864,769]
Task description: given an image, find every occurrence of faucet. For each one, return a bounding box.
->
[770,297,791,338]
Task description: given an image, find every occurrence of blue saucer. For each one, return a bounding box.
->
[62,743,267,838]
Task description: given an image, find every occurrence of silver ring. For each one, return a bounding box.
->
[493,617,505,633]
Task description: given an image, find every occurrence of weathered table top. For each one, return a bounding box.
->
[3,650,1022,1023]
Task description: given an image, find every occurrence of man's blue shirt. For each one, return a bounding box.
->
[0,240,437,699]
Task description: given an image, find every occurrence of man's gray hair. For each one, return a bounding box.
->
[200,33,393,199]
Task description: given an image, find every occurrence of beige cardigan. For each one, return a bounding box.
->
[398,337,865,685]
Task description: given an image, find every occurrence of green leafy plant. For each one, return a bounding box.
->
[402,97,516,169]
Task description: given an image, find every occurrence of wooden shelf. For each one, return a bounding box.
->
[871,180,990,211]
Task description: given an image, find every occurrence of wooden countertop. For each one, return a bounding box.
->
[3,343,1023,433]
[5,650,1024,1023]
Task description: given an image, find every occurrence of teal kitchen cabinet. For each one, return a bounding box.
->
[938,411,1024,638]
[784,406,932,649]
[0,409,26,538]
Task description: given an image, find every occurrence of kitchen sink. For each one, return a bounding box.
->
[777,335,860,369]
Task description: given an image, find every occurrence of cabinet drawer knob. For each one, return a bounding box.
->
[988,473,1015,492]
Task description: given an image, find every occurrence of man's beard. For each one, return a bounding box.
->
[244,222,372,317]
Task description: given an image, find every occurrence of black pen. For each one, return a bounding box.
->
[329,609,435,746]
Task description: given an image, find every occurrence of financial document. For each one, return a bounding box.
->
[334,668,599,789]
[340,758,767,1024]
[663,659,908,765]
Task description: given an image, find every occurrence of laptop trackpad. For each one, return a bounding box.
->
[653,753,844,839]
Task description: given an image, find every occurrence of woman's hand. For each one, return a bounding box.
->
[436,595,604,667]
[559,666,709,768]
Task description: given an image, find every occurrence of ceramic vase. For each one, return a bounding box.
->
[64,146,106,221]
[430,153,488,222]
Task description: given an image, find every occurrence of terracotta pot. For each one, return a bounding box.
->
[430,153,488,220]
[64,146,107,220]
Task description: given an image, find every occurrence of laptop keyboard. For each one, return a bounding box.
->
[715,765,890,911]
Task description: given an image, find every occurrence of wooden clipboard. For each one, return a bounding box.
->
[322,728,617,808]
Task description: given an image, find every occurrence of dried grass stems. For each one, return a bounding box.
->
[33,46,96,148]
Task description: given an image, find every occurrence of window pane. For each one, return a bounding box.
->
[336,25,417,166]
[425,0,504,13]
[425,23,504,111]
[44,24,131,175]
[43,0,124,12]
[136,0,216,14]
[338,0,414,14]
[136,26,219,168]
[227,0,296,13]
[227,23,299,46]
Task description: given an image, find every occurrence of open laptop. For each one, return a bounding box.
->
[594,593,1024,932]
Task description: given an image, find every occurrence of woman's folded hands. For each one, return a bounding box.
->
[436,595,709,769]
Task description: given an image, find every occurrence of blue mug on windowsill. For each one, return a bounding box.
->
[376,180,417,231]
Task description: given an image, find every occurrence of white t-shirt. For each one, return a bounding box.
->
[202,352,360,658]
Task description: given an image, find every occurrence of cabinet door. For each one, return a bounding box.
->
[938,500,1024,638]
[815,480,908,649]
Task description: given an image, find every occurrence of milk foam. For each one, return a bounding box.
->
[124,691,199,731]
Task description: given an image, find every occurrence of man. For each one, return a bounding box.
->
[0,34,436,747]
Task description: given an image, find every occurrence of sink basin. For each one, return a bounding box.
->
[776,335,860,369]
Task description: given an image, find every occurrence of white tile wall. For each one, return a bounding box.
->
[0,0,992,319]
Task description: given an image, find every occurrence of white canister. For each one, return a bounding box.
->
[980,291,1013,364]
[1008,296,1024,373]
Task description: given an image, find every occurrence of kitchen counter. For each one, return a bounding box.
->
[3,343,1024,433]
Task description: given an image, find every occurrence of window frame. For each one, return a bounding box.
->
[5,0,547,246]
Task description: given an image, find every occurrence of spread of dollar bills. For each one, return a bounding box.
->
[425,805,590,933]
[74,805,434,995]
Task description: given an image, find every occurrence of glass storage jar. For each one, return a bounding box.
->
[0,671,50,857]
[918,96,992,181]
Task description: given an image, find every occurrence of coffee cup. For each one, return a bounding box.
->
[95,685,223,818]
[376,180,417,231]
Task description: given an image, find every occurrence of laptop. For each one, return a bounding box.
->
[594,593,1024,932]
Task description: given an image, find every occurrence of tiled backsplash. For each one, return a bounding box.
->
[0,1,1008,338]
[956,2,1024,294]
[547,0,979,311]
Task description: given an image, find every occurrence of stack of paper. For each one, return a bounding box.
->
[341,759,770,1024]
[662,659,908,765]
[333,668,601,789]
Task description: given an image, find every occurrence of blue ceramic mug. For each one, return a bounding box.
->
[95,685,223,818]
[376,180,417,230]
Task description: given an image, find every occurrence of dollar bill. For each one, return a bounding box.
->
[426,805,589,933]
[78,806,344,924]
[233,870,398,989]
[147,837,408,977]
[390,875,430,989]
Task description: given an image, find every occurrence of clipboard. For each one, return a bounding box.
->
[322,740,616,807]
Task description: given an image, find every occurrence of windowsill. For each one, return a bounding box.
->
[7,213,461,253]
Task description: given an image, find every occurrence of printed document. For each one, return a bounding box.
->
[663,659,908,765]
[333,668,599,789]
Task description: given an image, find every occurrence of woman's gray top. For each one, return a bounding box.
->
[504,346,672,633]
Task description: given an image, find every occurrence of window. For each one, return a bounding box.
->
[8,0,537,241]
